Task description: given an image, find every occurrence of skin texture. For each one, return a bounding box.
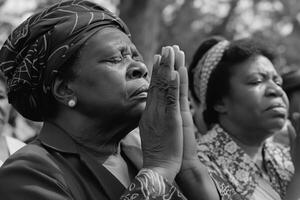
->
[52,28,150,159]
[219,55,289,146]
[71,28,149,123]
[51,27,188,182]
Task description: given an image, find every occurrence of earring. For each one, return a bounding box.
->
[68,99,76,107]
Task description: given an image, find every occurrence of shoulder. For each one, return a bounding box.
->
[265,140,292,165]
[0,143,73,199]
[3,141,54,166]
[0,142,67,180]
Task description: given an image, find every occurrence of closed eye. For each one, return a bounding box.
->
[103,56,123,64]
[248,79,262,85]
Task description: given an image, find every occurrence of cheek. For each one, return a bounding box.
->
[230,88,263,112]
[282,93,289,110]
[0,101,11,117]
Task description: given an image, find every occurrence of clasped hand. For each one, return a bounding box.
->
[139,46,196,182]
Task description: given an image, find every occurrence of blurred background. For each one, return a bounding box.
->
[0,0,300,141]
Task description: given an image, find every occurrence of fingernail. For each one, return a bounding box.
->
[173,45,179,50]
[161,47,165,55]
[162,47,169,60]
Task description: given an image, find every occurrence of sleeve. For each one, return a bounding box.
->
[120,168,186,200]
[0,150,74,200]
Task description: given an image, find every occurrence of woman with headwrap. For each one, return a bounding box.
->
[175,37,300,200]
[0,1,189,199]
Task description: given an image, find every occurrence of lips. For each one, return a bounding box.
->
[265,103,286,111]
[130,85,149,98]
[265,103,287,117]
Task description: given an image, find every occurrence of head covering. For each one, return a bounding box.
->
[282,69,300,94]
[0,0,130,121]
[192,40,230,109]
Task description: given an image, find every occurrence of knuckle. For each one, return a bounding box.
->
[166,93,177,106]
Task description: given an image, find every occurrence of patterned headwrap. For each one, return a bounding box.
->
[193,40,230,109]
[0,0,130,121]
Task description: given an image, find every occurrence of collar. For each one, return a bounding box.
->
[37,122,78,154]
[37,121,126,199]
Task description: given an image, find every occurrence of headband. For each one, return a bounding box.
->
[193,40,230,109]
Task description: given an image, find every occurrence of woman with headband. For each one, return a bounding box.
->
[176,36,300,200]
[0,1,189,199]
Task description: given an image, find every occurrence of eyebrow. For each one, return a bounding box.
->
[247,72,282,81]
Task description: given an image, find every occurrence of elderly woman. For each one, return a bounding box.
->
[0,1,189,199]
[176,37,300,200]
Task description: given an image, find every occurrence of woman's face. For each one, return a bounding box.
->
[70,28,149,122]
[0,81,11,132]
[221,55,288,135]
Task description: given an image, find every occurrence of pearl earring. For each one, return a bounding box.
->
[68,99,76,107]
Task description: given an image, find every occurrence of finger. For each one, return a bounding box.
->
[165,71,180,113]
[286,120,296,163]
[150,54,161,79]
[287,120,296,144]
[160,46,175,75]
[291,112,300,138]
[178,66,189,112]
[179,66,197,158]
[179,67,194,129]
[172,45,180,70]
[173,45,185,71]
[147,54,161,108]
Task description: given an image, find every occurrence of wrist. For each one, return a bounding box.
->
[143,166,177,183]
[143,157,181,182]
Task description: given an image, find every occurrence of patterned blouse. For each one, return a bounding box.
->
[121,168,186,200]
[197,124,294,200]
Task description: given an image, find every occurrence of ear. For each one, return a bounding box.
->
[52,77,76,107]
[214,98,228,114]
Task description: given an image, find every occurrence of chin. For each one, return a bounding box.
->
[128,103,145,119]
[132,101,146,113]
[265,118,287,133]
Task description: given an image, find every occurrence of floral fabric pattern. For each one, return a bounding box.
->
[121,168,186,200]
[197,124,294,199]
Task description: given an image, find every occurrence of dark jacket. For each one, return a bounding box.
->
[0,122,127,200]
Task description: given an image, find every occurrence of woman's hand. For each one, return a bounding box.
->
[172,45,220,200]
[172,45,199,169]
[285,113,300,200]
[288,113,300,171]
[139,46,182,182]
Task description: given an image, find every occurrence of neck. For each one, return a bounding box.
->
[229,133,263,160]
[219,118,266,160]
[51,112,138,162]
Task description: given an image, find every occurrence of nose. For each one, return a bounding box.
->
[265,82,285,97]
[126,61,149,80]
